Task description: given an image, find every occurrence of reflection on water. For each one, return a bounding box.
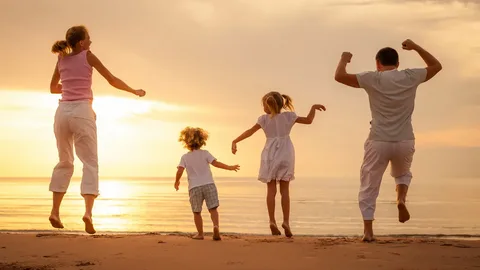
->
[0,177,479,235]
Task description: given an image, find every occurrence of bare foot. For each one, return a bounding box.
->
[192,233,204,240]
[48,215,64,229]
[397,201,410,223]
[213,226,221,241]
[269,222,281,236]
[362,220,374,242]
[82,216,96,234]
[282,223,293,238]
[362,234,376,242]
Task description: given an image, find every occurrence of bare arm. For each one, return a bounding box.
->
[49,63,62,94]
[86,51,146,97]
[231,124,261,154]
[174,167,185,191]
[211,160,240,171]
[296,104,326,125]
[402,39,442,82]
[334,52,360,88]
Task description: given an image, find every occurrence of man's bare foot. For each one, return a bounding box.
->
[362,220,374,242]
[362,234,376,242]
[49,215,64,229]
[192,233,204,240]
[269,222,281,236]
[397,201,410,223]
[82,216,96,234]
[282,223,293,238]
[213,226,221,241]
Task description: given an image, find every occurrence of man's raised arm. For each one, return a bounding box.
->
[334,52,361,88]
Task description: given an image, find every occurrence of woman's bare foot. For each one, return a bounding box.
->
[282,223,293,238]
[82,215,96,234]
[192,233,204,240]
[48,215,64,229]
[213,226,221,241]
[397,201,410,223]
[269,222,281,236]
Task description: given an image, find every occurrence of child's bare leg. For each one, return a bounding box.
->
[82,194,96,234]
[193,212,204,239]
[396,184,410,223]
[209,208,219,227]
[209,207,221,241]
[49,192,65,229]
[266,181,277,223]
[267,181,281,235]
[362,220,374,242]
[279,181,292,237]
[279,181,290,224]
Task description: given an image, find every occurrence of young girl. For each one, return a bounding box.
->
[49,25,145,234]
[232,92,326,237]
[175,127,240,241]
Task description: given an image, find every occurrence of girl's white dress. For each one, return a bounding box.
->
[256,111,298,183]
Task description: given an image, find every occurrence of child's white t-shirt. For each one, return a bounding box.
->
[178,149,216,190]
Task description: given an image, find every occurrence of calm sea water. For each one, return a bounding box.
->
[0,177,479,236]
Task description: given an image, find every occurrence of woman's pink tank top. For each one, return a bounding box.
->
[58,50,93,101]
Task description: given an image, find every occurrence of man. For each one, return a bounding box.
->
[334,39,442,241]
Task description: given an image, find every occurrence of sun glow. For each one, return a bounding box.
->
[99,180,131,198]
[92,95,185,122]
[0,90,194,178]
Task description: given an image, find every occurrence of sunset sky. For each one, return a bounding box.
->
[0,0,479,179]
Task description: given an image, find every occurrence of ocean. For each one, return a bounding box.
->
[0,177,479,236]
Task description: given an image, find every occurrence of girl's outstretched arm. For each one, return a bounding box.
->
[86,51,146,97]
[295,104,326,125]
[211,160,240,171]
[174,167,184,191]
[231,124,261,154]
[49,63,62,94]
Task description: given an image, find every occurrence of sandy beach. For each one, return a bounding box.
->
[1,233,479,270]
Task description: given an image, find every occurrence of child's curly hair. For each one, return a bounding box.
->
[179,127,209,151]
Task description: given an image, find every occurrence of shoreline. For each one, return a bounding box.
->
[2,230,480,240]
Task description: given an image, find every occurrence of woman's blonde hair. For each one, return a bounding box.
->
[179,127,209,151]
[262,91,294,117]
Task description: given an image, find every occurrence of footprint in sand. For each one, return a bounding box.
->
[378,240,393,244]
[0,262,55,270]
[76,261,96,267]
[43,251,66,259]
[441,243,472,248]
[226,261,244,265]
[453,244,472,248]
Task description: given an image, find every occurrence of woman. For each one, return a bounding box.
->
[49,25,146,234]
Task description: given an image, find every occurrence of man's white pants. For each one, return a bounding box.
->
[359,140,415,220]
[49,101,99,196]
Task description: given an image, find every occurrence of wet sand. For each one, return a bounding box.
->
[1,233,479,270]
